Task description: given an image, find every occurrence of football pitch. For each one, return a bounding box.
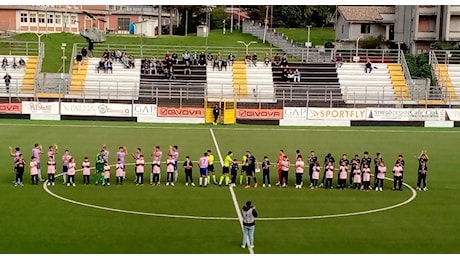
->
[1,119,459,254]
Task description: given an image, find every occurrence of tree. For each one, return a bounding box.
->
[405,53,432,79]
[210,6,229,30]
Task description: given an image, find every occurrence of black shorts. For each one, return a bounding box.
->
[246,167,255,177]
[208,164,215,173]
[223,166,230,174]
[241,166,248,173]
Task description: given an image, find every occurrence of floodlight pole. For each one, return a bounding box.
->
[237,41,257,55]
[61,43,67,79]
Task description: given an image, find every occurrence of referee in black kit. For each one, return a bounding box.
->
[212,104,222,125]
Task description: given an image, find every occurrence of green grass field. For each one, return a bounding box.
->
[1,119,459,254]
[275,27,335,47]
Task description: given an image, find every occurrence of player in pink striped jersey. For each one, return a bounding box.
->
[295,155,305,189]
[29,156,39,185]
[325,162,334,189]
[352,164,362,190]
[61,150,72,185]
[102,144,109,163]
[151,146,163,185]
[135,155,145,185]
[311,162,320,189]
[103,161,110,186]
[82,157,91,185]
[198,152,210,187]
[169,145,179,183]
[47,144,58,160]
[375,161,387,191]
[362,163,371,191]
[392,161,404,191]
[338,161,348,190]
[166,154,175,186]
[280,155,289,188]
[67,157,76,187]
[32,144,44,181]
[116,159,124,185]
[47,155,56,186]
[117,146,127,180]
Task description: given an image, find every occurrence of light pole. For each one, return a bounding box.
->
[237,40,257,55]
[306,25,312,62]
[61,43,67,78]
[355,36,362,63]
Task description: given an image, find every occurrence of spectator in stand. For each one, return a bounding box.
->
[287,69,294,82]
[115,49,122,62]
[365,58,372,73]
[105,58,113,74]
[335,53,343,68]
[81,47,88,60]
[2,57,8,70]
[156,60,164,74]
[192,51,198,65]
[264,53,271,67]
[281,68,289,82]
[121,54,130,69]
[184,60,192,75]
[102,49,110,59]
[150,57,157,74]
[4,72,11,93]
[75,52,83,73]
[110,50,116,61]
[273,53,281,66]
[251,52,258,67]
[199,52,206,66]
[12,57,18,70]
[206,52,214,66]
[182,50,190,64]
[165,56,174,70]
[168,66,176,80]
[280,53,289,67]
[128,55,135,69]
[222,59,227,71]
[97,58,105,73]
[165,51,171,61]
[228,53,235,66]
[142,58,149,74]
[245,53,251,66]
[172,51,178,65]
[18,57,26,70]
[293,69,301,82]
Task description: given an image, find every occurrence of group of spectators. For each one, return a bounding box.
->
[2,57,26,71]
[281,67,301,82]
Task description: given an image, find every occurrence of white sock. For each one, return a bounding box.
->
[174,171,178,182]
[204,177,208,186]
[199,177,203,186]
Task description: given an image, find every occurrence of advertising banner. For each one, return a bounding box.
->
[0,103,22,114]
[445,109,460,121]
[236,109,283,120]
[95,103,132,117]
[132,104,158,117]
[22,101,59,114]
[60,102,97,116]
[157,107,204,118]
[307,108,366,120]
[367,108,445,121]
[283,107,307,120]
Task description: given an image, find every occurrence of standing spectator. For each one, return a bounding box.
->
[75,52,83,73]
[165,51,171,61]
[264,53,270,66]
[281,68,289,82]
[228,53,235,66]
[199,52,206,66]
[2,57,9,70]
[12,57,18,70]
[365,58,372,73]
[245,53,251,66]
[335,53,344,68]
[206,52,214,66]
[222,59,227,71]
[184,60,192,75]
[241,201,258,249]
[4,73,11,93]
[115,49,122,62]
[168,66,176,80]
[102,49,110,59]
[88,40,94,57]
[251,52,257,67]
[293,69,301,82]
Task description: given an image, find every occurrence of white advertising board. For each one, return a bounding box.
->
[95,103,132,117]
[307,108,366,120]
[22,101,59,114]
[60,102,97,116]
[366,108,445,121]
[445,109,460,121]
[283,107,308,120]
[132,104,158,117]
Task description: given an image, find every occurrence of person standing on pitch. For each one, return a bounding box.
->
[32,144,43,182]
[170,145,179,183]
[241,201,258,249]
[95,149,105,185]
[212,104,222,125]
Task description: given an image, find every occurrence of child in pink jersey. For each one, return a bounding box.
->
[166,155,175,186]
[362,163,371,191]
[62,150,72,185]
[338,162,348,190]
[103,161,110,186]
[353,165,362,190]
[117,146,127,180]
[135,155,145,185]
[30,156,39,185]
[116,159,124,185]
[311,162,320,189]
[280,155,289,188]
[295,155,305,189]
[152,158,161,185]
[325,162,334,189]
[67,157,76,187]
[375,161,386,191]
[82,157,91,185]
[47,155,56,186]
[392,162,404,191]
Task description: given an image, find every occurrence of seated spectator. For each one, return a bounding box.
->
[281,68,289,82]
[264,53,270,67]
[110,51,116,61]
[199,52,206,66]
[221,60,227,71]
[165,51,171,61]
[128,55,135,69]
[280,53,289,67]
[165,56,174,69]
[335,53,344,68]
[251,52,257,67]
[2,57,8,70]
[213,59,219,71]
[206,53,214,66]
[168,66,176,80]
[287,69,294,81]
[102,49,110,59]
[293,69,301,82]
[121,55,130,69]
[245,54,251,66]
[115,49,122,62]
[228,53,235,66]
[157,61,164,75]
[142,58,150,74]
[18,57,26,70]
[12,57,18,70]
[184,60,192,75]
[365,58,372,73]
[192,51,198,65]
[273,53,281,66]
[97,58,105,73]
[75,52,83,73]
[172,51,178,65]
[105,58,113,74]
[182,50,190,64]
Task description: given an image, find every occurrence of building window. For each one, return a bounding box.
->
[29,13,37,23]
[361,24,370,34]
[117,17,130,31]
[47,14,53,24]
[38,13,45,23]
[418,15,436,32]
[20,13,28,23]
[116,6,121,10]
[341,24,344,34]
[71,15,77,25]
[108,5,115,10]
[55,14,61,25]
[63,14,69,27]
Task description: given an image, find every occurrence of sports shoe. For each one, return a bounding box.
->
[379,187,383,192]
[166,182,170,186]
[52,182,55,186]
[47,182,50,186]
[14,183,18,186]
[171,182,175,186]
[375,187,378,191]
[275,182,280,186]
[72,183,76,187]
[423,187,428,191]
[268,184,271,187]
[185,182,189,186]
[245,185,250,189]
[241,245,246,248]
[249,245,254,249]
[262,184,266,187]
[191,183,195,186]
[67,183,70,186]
[319,183,324,188]
[254,183,258,188]
[282,184,286,188]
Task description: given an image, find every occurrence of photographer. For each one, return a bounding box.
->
[241,201,258,249]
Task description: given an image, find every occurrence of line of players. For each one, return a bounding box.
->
[8,144,430,191]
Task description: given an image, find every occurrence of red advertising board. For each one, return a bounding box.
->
[157,107,204,118]
[0,103,22,113]
[236,109,283,120]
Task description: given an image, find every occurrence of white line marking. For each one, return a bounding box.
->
[1,122,459,134]
[209,128,254,254]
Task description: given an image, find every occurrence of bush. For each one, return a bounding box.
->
[324,41,334,48]
[359,35,384,49]
[405,53,432,79]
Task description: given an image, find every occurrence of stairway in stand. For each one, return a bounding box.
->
[206,63,233,101]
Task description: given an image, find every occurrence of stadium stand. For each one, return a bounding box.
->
[432,64,457,101]
[0,56,36,96]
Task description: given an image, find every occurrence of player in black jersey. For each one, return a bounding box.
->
[308,151,318,188]
[349,154,360,188]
